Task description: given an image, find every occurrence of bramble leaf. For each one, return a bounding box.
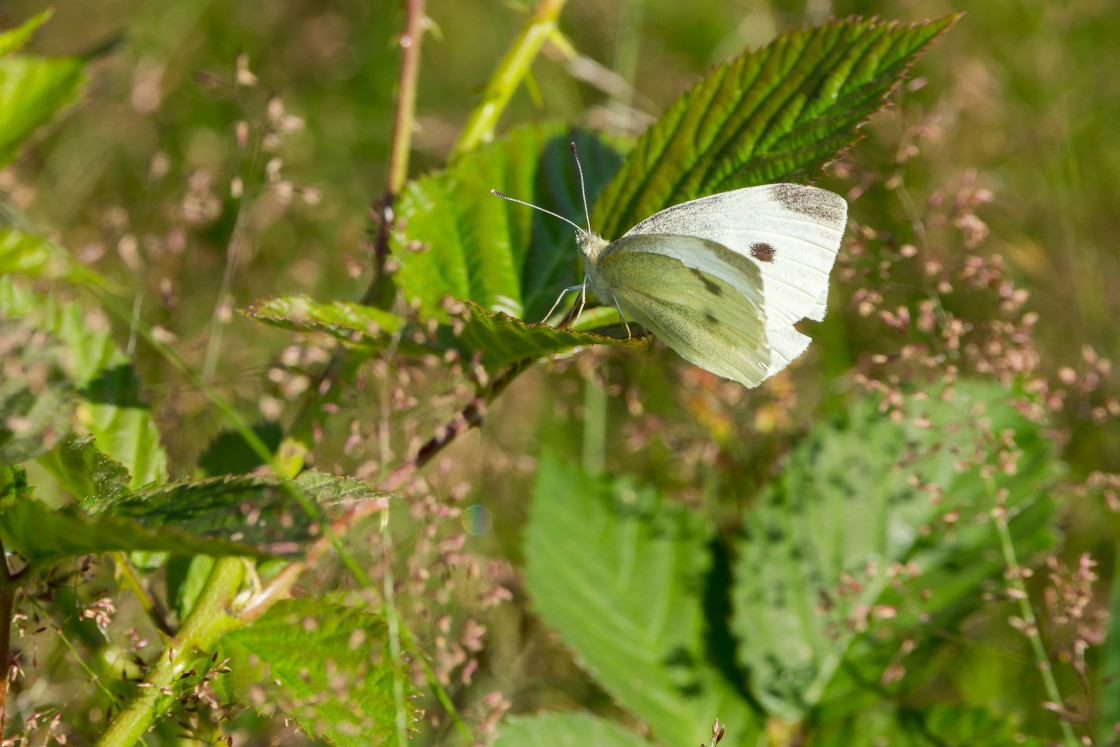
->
[524,454,760,746]
[0,469,391,564]
[593,14,961,239]
[213,599,419,746]
[1,277,167,486]
[245,294,645,371]
[391,124,623,323]
[731,380,1061,722]
[37,435,131,502]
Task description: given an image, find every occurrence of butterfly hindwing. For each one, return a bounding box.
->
[593,235,776,387]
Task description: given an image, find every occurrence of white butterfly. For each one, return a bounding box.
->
[494,145,847,388]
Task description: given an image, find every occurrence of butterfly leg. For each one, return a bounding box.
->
[610,294,632,339]
[542,283,587,323]
[572,276,589,327]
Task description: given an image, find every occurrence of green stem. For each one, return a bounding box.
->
[449,0,569,159]
[417,657,474,744]
[991,488,1079,747]
[97,557,245,747]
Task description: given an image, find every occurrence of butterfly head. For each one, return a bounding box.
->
[576,229,610,264]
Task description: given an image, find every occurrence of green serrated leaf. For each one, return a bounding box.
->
[0,470,391,564]
[0,318,76,465]
[213,598,419,746]
[0,11,52,58]
[245,294,645,371]
[392,124,623,323]
[86,469,390,545]
[495,712,653,747]
[0,494,267,564]
[0,54,86,169]
[731,380,1062,722]
[811,703,1047,747]
[592,14,961,239]
[1,277,167,486]
[524,454,760,747]
[37,435,131,502]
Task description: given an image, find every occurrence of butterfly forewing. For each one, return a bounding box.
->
[622,184,847,325]
[594,235,773,387]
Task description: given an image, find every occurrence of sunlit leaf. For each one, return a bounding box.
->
[37,435,131,502]
[245,294,644,371]
[0,11,52,58]
[0,54,86,169]
[213,599,419,746]
[524,454,760,747]
[593,14,961,239]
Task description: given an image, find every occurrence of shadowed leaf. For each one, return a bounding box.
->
[391,124,624,323]
[731,380,1061,721]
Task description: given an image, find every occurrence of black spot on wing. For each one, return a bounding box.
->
[768,184,844,224]
[750,242,775,262]
[688,267,723,296]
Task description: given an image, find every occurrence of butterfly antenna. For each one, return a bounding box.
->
[569,142,593,236]
[490,190,585,234]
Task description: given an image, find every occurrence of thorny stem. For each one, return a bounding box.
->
[291,0,430,443]
[450,0,570,159]
[362,0,428,306]
[990,483,1079,747]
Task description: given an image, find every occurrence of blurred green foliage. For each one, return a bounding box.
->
[2,0,1119,744]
